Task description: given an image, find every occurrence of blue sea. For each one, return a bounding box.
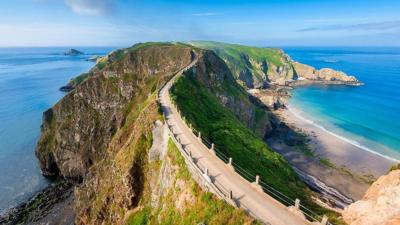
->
[283,47,400,161]
[0,47,115,213]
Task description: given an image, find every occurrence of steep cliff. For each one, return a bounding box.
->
[36,43,194,181]
[292,62,360,85]
[170,51,342,223]
[186,50,271,137]
[342,169,400,225]
[190,41,361,89]
[35,42,257,224]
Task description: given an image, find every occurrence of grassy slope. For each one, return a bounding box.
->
[190,41,284,66]
[69,42,188,87]
[170,72,343,224]
[189,41,287,86]
[70,42,258,225]
[126,139,259,225]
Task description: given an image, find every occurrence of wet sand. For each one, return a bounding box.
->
[268,106,397,202]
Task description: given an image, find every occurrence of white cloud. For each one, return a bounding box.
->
[64,0,115,16]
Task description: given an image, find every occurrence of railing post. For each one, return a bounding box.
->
[228,157,232,166]
[229,190,233,199]
[252,175,263,192]
[320,215,328,225]
[295,199,300,210]
[198,132,201,140]
[189,150,192,158]
[203,167,212,183]
[210,143,215,154]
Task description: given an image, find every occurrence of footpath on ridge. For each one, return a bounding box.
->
[158,51,321,225]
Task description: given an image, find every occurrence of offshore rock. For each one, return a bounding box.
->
[64,49,84,56]
[291,62,362,85]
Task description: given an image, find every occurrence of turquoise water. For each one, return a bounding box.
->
[0,47,114,212]
[283,47,400,161]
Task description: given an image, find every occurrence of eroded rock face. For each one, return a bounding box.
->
[36,44,194,181]
[148,120,169,162]
[190,51,272,137]
[342,169,400,225]
[190,42,361,89]
[292,62,360,84]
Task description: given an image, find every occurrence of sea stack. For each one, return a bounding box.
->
[64,48,84,56]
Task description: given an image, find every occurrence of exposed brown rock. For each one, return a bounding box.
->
[36,44,194,181]
[292,62,361,85]
[342,169,400,225]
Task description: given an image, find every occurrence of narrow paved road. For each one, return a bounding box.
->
[159,53,310,225]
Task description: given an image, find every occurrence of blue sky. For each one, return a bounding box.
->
[0,0,399,47]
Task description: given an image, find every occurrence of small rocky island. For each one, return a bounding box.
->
[64,48,84,56]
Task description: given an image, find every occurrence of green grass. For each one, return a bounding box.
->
[167,139,191,180]
[150,139,260,225]
[170,72,344,224]
[189,41,288,88]
[319,158,336,168]
[126,208,150,225]
[171,72,304,193]
[190,41,284,66]
[125,138,260,225]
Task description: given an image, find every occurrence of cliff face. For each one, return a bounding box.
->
[36,43,194,181]
[292,62,360,85]
[342,169,400,225]
[35,43,257,224]
[190,41,361,89]
[189,50,272,137]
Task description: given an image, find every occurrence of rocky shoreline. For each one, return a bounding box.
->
[0,180,73,225]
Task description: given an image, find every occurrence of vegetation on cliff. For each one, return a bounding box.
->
[34,41,355,224]
[36,42,194,180]
[170,50,343,223]
[190,41,360,88]
[189,41,294,88]
[125,139,259,225]
[36,42,257,224]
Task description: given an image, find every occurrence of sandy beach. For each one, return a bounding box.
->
[267,105,398,203]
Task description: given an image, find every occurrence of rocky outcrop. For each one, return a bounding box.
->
[190,41,362,89]
[86,56,103,62]
[292,62,361,85]
[189,50,272,137]
[248,87,291,109]
[342,169,400,225]
[64,49,83,56]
